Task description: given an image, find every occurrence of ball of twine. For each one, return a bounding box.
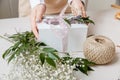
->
[83,35,116,64]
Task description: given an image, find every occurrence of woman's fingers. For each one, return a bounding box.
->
[81,6,86,17]
[36,10,43,23]
[80,2,86,17]
[71,7,78,16]
[36,5,46,23]
[30,4,46,39]
[70,0,87,17]
[31,9,39,39]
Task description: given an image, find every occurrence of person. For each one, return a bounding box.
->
[30,0,87,39]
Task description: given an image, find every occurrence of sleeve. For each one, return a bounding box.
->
[30,0,45,8]
[68,0,72,4]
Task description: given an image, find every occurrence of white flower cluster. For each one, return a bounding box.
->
[1,54,79,80]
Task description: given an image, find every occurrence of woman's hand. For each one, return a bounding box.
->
[30,4,46,39]
[70,0,86,17]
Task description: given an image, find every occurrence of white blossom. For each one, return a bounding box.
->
[0,54,80,80]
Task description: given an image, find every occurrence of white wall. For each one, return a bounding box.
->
[87,0,115,11]
[0,0,18,19]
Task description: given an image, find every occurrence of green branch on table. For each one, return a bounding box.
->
[1,31,95,75]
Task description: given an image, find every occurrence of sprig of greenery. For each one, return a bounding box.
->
[64,18,71,25]
[1,31,95,75]
[76,16,94,24]
[64,15,95,25]
[39,47,60,67]
[1,31,60,68]
[61,56,95,75]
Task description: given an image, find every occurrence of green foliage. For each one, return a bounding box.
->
[43,47,57,53]
[61,56,95,75]
[46,57,56,68]
[75,16,95,24]
[1,31,95,75]
[1,31,60,67]
[2,31,45,63]
[64,18,71,25]
[64,16,95,25]
[39,53,46,65]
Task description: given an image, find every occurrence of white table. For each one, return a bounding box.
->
[0,17,31,78]
[0,9,120,80]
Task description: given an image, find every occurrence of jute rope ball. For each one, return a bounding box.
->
[83,35,116,64]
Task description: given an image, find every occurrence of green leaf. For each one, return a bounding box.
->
[81,58,95,66]
[48,52,60,60]
[51,52,60,60]
[46,57,56,68]
[8,51,17,63]
[2,47,12,59]
[82,17,89,20]
[82,65,88,73]
[9,34,18,39]
[11,42,20,51]
[15,45,25,56]
[64,18,71,26]
[39,42,47,46]
[65,52,70,56]
[73,68,79,71]
[35,42,47,47]
[87,66,94,71]
[39,53,46,65]
[88,19,95,24]
[71,58,80,65]
[43,47,57,53]
[62,57,72,61]
[8,55,14,63]
[77,66,88,75]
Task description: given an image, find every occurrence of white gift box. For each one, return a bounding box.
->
[37,20,88,52]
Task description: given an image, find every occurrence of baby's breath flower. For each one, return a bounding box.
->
[1,54,78,80]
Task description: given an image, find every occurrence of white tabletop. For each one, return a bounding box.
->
[0,9,120,80]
